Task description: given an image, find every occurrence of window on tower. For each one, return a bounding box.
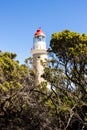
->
[38,56,40,58]
[37,36,42,41]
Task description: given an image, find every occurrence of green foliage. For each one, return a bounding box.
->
[45,29,87,129]
[0,29,87,130]
[0,51,51,130]
[50,30,87,97]
[0,51,28,91]
[50,30,87,62]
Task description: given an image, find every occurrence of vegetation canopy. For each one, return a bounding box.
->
[0,29,87,130]
[48,30,87,129]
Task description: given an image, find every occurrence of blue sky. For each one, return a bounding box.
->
[0,0,87,64]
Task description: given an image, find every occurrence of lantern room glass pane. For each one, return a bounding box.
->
[33,36,46,43]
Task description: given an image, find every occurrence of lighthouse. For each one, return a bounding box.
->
[31,29,48,86]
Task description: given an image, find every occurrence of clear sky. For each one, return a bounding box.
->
[0,0,87,64]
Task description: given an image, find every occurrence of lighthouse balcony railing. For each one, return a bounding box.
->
[30,48,47,54]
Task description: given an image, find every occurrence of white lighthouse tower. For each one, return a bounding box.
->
[31,29,48,86]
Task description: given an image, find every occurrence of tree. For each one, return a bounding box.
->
[50,30,87,100]
[0,51,51,130]
[42,30,87,129]
[0,51,28,128]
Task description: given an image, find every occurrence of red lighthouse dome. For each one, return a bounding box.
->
[34,29,45,37]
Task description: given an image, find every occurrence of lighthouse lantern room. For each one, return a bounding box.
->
[31,29,47,53]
